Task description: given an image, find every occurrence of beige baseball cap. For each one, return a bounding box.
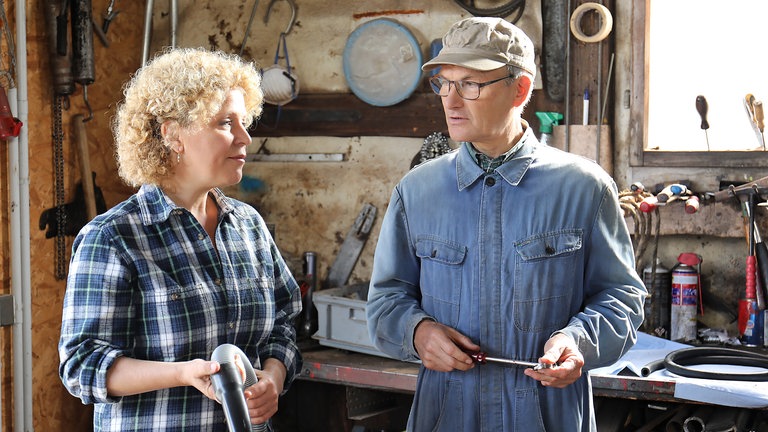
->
[422,17,536,76]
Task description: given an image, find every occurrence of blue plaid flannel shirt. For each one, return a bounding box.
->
[58,184,302,432]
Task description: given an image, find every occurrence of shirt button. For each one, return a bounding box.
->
[198,233,204,240]
[229,322,235,329]
[215,279,222,286]
[485,177,496,186]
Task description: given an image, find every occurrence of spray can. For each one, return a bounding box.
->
[642,258,671,339]
[670,254,701,342]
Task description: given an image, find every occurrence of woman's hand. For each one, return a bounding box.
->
[244,359,286,424]
[180,359,221,401]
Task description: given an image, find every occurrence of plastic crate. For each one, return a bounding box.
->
[312,282,395,359]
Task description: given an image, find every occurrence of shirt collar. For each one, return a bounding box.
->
[136,184,236,225]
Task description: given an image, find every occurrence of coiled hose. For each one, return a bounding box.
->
[641,347,768,381]
[452,0,526,22]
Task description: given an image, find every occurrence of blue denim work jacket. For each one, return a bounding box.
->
[367,132,646,432]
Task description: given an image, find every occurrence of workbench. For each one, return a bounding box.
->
[296,346,678,401]
[274,345,766,431]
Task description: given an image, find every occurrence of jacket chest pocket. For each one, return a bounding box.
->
[513,230,582,332]
[416,237,467,328]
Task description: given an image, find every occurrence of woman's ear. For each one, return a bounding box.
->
[160,120,180,146]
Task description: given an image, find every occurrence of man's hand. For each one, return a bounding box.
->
[523,333,584,388]
[413,319,480,372]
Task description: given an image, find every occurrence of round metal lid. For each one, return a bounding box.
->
[343,19,423,107]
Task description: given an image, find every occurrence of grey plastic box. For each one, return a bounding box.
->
[312,282,395,359]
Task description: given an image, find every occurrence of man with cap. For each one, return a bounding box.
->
[366,17,645,431]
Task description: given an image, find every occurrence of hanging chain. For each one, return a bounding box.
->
[53,94,67,280]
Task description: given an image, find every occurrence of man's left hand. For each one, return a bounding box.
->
[523,333,584,388]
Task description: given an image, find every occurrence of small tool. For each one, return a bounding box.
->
[466,350,553,371]
[755,100,765,150]
[743,93,765,150]
[695,95,710,150]
[657,183,687,203]
[102,0,120,34]
[639,195,658,213]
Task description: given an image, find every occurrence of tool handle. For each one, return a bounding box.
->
[72,114,98,220]
[754,240,768,311]
[639,196,657,213]
[467,350,487,365]
[696,95,710,130]
[684,196,700,214]
[747,255,757,299]
[755,101,765,132]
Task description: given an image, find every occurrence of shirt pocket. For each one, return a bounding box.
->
[416,237,467,328]
[145,281,216,359]
[513,230,582,332]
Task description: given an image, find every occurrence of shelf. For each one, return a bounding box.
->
[250,92,447,138]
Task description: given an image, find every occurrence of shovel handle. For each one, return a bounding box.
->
[72,114,98,220]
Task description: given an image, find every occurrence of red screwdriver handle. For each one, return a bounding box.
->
[467,350,487,364]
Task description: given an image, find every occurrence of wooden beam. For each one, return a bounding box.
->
[250,93,448,138]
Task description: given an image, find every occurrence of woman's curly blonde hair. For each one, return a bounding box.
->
[113,47,263,187]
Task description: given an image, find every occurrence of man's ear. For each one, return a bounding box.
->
[513,75,534,108]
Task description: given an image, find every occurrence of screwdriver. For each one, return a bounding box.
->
[754,100,765,150]
[695,95,710,151]
[465,350,553,371]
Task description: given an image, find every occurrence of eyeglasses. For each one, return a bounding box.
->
[428,74,516,100]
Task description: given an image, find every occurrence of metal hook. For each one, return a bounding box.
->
[82,85,93,122]
[264,0,296,36]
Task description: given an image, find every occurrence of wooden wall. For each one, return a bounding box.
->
[1,1,143,430]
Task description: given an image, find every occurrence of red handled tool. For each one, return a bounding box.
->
[639,196,658,213]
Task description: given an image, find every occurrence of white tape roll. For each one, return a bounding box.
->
[570,3,613,43]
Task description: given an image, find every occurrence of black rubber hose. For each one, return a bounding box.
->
[452,0,526,21]
[642,347,768,381]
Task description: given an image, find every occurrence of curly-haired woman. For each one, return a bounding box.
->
[58,48,302,432]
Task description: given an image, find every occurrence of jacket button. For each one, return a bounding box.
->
[431,250,437,258]
[545,245,555,255]
[485,177,496,186]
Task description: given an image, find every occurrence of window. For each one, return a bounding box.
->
[628,0,768,167]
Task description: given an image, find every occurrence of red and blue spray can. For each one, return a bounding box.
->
[670,253,702,342]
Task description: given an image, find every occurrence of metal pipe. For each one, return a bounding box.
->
[8,87,19,432]
[142,0,154,66]
[239,0,261,57]
[564,0,571,152]
[170,0,177,48]
[596,34,602,164]
[12,1,32,430]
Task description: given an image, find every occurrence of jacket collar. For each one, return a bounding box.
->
[455,126,538,191]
